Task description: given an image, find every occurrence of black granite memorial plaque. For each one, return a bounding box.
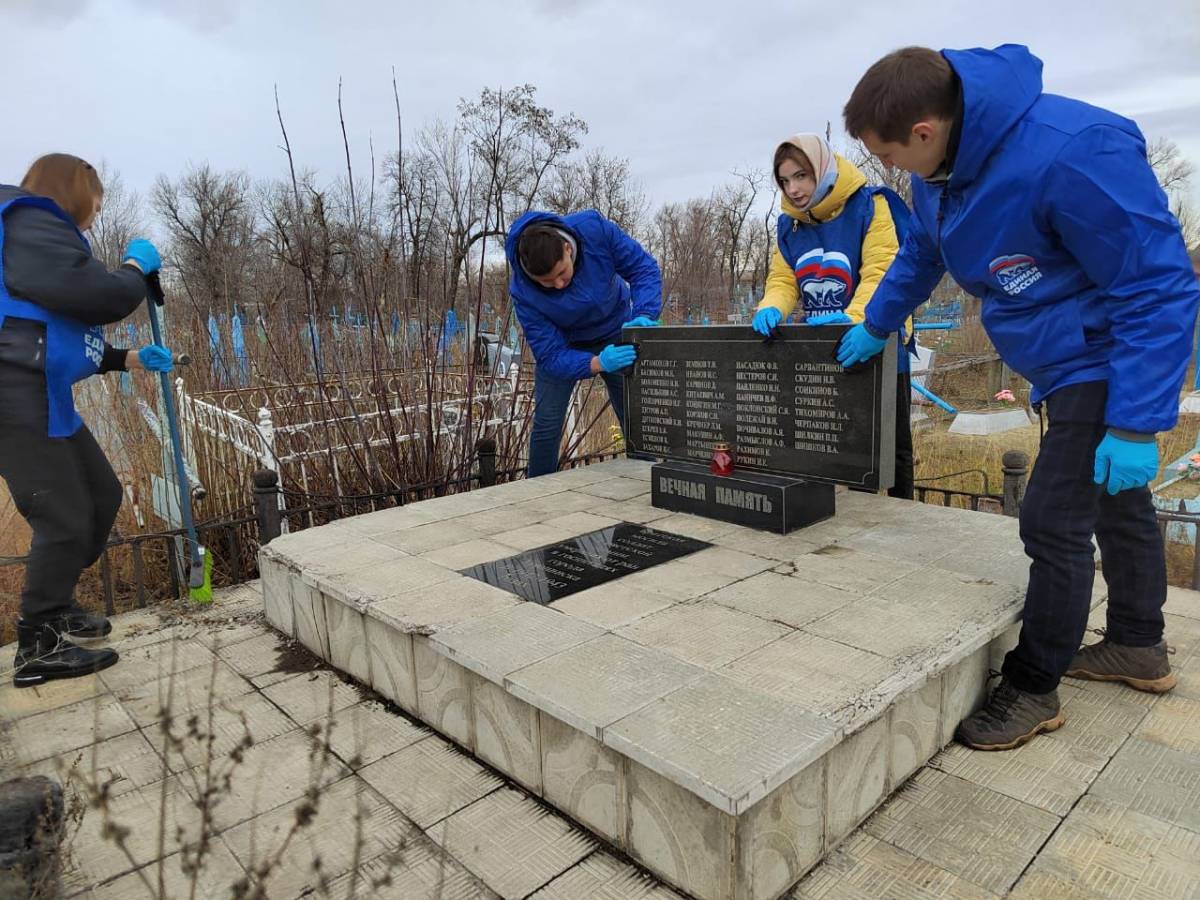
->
[460,523,711,604]
[651,461,835,533]
[623,324,896,491]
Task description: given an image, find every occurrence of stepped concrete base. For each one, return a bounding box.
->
[948,408,1033,435]
[258,459,1105,900]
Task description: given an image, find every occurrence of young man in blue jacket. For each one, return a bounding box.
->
[839,45,1200,750]
[506,210,662,476]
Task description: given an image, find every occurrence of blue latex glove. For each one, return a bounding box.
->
[597,343,637,373]
[806,311,853,326]
[123,238,162,275]
[138,345,174,373]
[1093,432,1159,495]
[751,307,783,336]
[836,324,888,367]
[622,316,659,328]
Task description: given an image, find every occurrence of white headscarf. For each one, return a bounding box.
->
[775,133,839,212]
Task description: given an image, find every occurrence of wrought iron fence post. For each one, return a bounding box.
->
[253,469,283,544]
[1002,450,1029,518]
[476,437,497,487]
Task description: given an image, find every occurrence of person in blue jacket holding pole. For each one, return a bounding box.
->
[1,154,173,687]
[506,210,662,477]
[839,45,1200,750]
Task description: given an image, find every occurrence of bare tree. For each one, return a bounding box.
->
[711,169,767,301]
[89,164,146,270]
[152,166,259,313]
[542,149,647,233]
[845,140,912,204]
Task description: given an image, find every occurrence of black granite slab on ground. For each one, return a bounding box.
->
[460,524,711,604]
[623,324,897,491]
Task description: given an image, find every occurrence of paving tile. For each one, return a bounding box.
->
[838,523,967,567]
[421,537,525,570]
[929,733,1108,816]
[1163,585,1200,621]
[1011,793,1200,900]
[2,693,137,768]
[586,497,676,525]
[261,669,363,726]
[1087,736,1200,832]
[323,698,432,769]
[685,546,777,580]
[191,615,272,652]
[715,527,824,562]
[1053,679,1153,757]
[550,583,677,628]
[791,831,1002,899]
[15,728,165,800]
[359,735,504,828]
[215,629,295,681]
[644,511,742,542]
[540,713,626,846]
[431,786,597,900]
[604,673,837,814]
[327,501,443,536]
[84,837,246,899]
[616,601,791,669]
[531,850,684,899]
[705,572,856,628]
[367,577,520,634]
[314,553,461,608]
[0,671,107,722]
[323,828,499,898]
[111,655,254,729]
[430,603,604,683]
[616,556,745,601]
[176,725,350,832]
[375,519,491,555]
[523,489,618,517]
[222,774,417,899]
[1173,651,1200,701]
[143,690,298,773]
[718,631,902,726]
[60,774,206,892]
[458,503,551,536]
[493,521,578,551]
[1164,611,1200,661]
[780,546,919,596]
[577,477,652,501]
[98,637,220,691]
[506,634,706,740]
[863,768,1059,895]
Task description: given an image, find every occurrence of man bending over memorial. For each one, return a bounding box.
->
[838,44,1200,751]
[507,210,662,477]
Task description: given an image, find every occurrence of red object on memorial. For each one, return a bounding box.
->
[710,442,734,476]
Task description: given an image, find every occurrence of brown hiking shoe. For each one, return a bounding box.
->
[955,678,1065,751]
[1066,632,1177,693]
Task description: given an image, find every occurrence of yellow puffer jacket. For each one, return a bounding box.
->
[758,154,911,336]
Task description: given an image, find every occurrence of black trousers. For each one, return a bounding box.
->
[1003,380,1167,694]
[0,424,122,626]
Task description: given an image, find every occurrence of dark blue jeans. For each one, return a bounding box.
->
[528,341,626,478]
[1003,380,1167,694]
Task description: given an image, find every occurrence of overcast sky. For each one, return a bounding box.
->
[3,0,1198,220]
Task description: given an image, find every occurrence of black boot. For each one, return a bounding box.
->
[51,604,112,639]
[13,620,119,688]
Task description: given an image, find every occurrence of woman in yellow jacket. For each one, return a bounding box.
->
[752,133,914,498]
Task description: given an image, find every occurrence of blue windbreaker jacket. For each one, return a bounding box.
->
[506,210,662,380]
[865,44,1200,434]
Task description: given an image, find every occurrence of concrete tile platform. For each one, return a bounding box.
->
[252,458,1140,899]
[2,564,1199,898]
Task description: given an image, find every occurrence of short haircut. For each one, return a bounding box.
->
[20,153,104,227]
[843,47,959,143]
[518,225,567,277]
[773,144,812,190]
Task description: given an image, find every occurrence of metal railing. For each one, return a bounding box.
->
[1156,501,1200,590]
